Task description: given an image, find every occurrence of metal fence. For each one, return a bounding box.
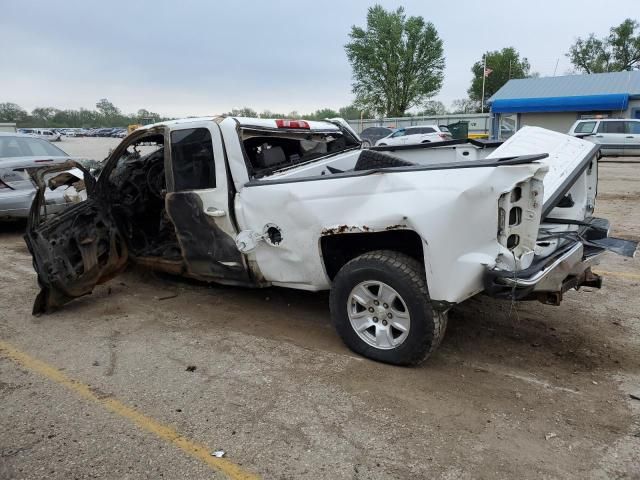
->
[346,113,492,137]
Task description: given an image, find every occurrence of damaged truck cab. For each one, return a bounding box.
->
[25,117,637,365]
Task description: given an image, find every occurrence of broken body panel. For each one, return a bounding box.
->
[25,119,636,316]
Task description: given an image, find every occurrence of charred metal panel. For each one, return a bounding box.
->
[25,199,128,314]
[165,192,251,283]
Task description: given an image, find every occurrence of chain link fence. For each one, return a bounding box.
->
[346,113,492,138]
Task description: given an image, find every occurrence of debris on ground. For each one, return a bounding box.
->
[630,394,640,401]
[212,450,225,458]
[186,365,197,372]
[545,433,557,441]
[158,293,179,301]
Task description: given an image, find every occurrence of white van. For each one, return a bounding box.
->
[568,118,640,156]
[19,128,62,142]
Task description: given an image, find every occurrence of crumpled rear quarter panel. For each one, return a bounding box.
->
[236,163,546,303]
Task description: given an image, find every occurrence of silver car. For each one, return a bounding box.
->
[568,118,640,156]
[0,133,84,219]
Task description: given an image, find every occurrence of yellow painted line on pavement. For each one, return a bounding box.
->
[0,340,259,480]
[593,269,640,281]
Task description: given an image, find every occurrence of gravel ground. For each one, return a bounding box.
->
[0,148,639,479]
[56,136,121,162]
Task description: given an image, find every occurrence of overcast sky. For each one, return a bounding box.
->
[1,0,637,117]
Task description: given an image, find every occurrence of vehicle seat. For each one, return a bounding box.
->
[255,146,286,168]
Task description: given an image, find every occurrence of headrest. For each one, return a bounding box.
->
[257,146,286,168]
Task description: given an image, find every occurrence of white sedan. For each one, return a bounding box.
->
[375,125,453,147]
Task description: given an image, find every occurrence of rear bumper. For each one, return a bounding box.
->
[484,219,610,304]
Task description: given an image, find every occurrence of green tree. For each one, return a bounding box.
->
[258,110,285,119]
[225,107,258,117]
[0,102,28,122]
[451,98,480,114]
[568,34,610,74]
[468,47,530,106]
[568,18,640,73]
[345,5,445,117]
[134,108,157,120]
[95,98,121,118]
[338,104,371,120]
[303,108,340,120]
[31,107,60,123]
[416,100,447,116]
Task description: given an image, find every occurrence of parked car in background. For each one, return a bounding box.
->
[59,128,83,137]
[359,127,393,148]
[19,128,62,142]
[0,133,84,219]
[375,125,453,147]
[568,118,640,156]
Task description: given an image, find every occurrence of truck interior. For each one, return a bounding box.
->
[241,128,503,182]
[241,129,360,178]
[103,133,182,262]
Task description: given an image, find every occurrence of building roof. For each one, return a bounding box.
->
[490,71,640,101]
[489,71,640,113]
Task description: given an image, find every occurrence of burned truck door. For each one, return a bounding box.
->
[164,125,250,284]
[25,162,128,314]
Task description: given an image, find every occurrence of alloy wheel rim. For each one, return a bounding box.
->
[347,280,410,350]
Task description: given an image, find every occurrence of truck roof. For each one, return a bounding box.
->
[231,117,340,131]
[139,116,341,132]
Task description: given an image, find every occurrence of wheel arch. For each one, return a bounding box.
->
[320,228,429,282]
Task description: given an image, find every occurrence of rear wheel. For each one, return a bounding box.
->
[330,250,447,365]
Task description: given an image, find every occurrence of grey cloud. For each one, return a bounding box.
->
[1,0,637,117]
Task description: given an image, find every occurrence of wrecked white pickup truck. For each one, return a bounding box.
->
[24,117,637,365]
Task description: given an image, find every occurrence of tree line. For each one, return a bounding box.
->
[223,105,371,122]
[0,99,376,127]
[0,99,167,128]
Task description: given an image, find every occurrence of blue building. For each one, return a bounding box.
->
[488,70,640,138]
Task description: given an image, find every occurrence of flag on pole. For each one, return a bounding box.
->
[481,55,488,113]
[484,67,493,77]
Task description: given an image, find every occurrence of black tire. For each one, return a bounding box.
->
[330,250,447,366]
[354,149,414,171]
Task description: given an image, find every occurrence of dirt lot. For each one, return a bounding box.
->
[1,144,639,479]
[55,136,121,162]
